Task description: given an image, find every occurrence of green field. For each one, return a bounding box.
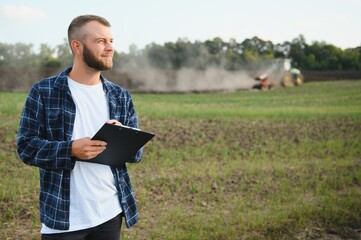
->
[1,81,361,239]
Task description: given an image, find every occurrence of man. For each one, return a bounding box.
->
[17,15,142,239]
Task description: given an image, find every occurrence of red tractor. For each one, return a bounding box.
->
[253,74,275,90]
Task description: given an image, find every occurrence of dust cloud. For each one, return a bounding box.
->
[119,67,258,93]
[113,56,275,92]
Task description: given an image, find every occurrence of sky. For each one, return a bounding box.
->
[1,0,360,53]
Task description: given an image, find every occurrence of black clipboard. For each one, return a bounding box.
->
[77,123,155,168]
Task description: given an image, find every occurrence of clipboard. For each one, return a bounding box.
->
[77,123,155,168]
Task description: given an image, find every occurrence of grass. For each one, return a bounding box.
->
[133,81,361,119]
[1,80,361,239]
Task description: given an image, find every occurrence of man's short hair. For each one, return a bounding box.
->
[67,15,111,52]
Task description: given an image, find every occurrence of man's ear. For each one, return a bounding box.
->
[71,40,82,54]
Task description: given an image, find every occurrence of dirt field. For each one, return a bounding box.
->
[1,80,361,239]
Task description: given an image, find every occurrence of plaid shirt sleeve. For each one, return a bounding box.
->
[17,81,75,170]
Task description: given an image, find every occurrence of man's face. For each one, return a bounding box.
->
[82,42,113,71]
[80,21,114,71]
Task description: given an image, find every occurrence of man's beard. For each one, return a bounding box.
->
[83,44,113,71]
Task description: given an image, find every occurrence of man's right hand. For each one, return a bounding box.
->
[71,137,107,160]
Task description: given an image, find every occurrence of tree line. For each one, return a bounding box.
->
[0,35,360,71]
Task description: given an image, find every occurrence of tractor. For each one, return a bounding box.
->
[253,58,304,90]
[277,59,304,87]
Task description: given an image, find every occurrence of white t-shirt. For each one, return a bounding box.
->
[41,78,122,234]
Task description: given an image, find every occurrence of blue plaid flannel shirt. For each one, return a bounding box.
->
[17,67,143,230]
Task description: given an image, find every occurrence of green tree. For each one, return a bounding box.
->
[145,42,173,69]
[38,43,61,68]
[340,48,361,70]
[56,39,73,67]
[186,40,210,70]
[0,43,35,67]
[305,41,344,70]
[223,38,243,70]
[288,35,307,68]
[204,37,225,67]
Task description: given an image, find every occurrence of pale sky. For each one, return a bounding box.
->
[1,0,360,53]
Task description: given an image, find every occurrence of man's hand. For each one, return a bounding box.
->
[71,137,107,160]
[106,119,122,126]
